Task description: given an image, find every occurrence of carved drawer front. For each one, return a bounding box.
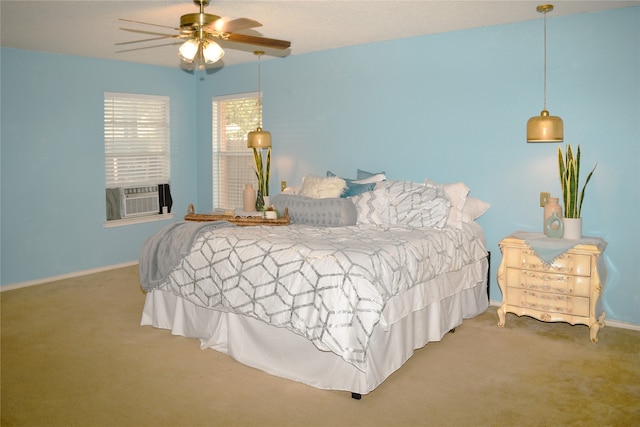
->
[505,268,591,297]
[502,247,592,276]
[506,288,590,316]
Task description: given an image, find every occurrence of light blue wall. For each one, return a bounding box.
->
[1,50,197,284]
[1,8,638,325]
[194,8,640,325]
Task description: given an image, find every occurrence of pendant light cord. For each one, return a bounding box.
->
[257,52,263,128]
[543,9,548,110]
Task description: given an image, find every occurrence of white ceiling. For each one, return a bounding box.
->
[1,1,637,69]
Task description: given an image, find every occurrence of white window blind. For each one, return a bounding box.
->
[104,93,170,187]
[212,93,259,210]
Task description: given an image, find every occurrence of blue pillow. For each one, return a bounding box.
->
[357,169,386,180]
[326,171,376,197]
[344,182,376,197]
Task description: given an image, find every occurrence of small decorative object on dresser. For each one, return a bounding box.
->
[543,197,562,236]
[544,212,564,238]
[497,232,607,343]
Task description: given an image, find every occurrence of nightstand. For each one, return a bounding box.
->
[496,232,607,343]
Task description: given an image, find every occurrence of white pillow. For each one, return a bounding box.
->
[351,180,450,228]
[462,197,490,222]
[349,187,388,224]
[381,180,450,228]
[298,175,347,199]
[282,184,301,195]
[425,179,470,229]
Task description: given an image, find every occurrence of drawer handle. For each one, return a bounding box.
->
[520,272,573,294]
[522,283,573,294]
[521,262,568,273]
[539,273,568,282]
[525,291,568,302]
[521,300,574,315]
[524,271,570,282]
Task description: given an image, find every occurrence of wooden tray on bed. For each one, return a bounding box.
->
[184,204,290,226]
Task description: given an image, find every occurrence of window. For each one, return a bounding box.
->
[104,92,171,223]
[212,93,260,210]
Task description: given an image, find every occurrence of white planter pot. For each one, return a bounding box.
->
[563,218,583,240]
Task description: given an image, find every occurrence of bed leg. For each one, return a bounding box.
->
[449,328,456,333]
[351,392,362,400]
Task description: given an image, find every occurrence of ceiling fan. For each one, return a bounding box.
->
[117,0,291,69]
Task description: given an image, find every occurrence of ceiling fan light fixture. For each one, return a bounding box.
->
[118,0,290,71]
[202,38,224,63]
[179,37,224,68]
[178,39,199,62]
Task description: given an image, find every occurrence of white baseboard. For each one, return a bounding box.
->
[0,261,139,292]
[601,319,640,331]
[488,299,640,332]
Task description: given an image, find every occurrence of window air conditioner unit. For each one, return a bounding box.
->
[120,185,159,217]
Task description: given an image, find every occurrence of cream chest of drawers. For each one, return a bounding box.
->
[496,234,607,342]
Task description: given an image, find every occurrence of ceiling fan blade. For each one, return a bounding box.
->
[120,27,185,38]
[224,33,291,50]
[119,18,179,31]
[206,17,262,33]
[116,36,177,46]
[116,41,183,54]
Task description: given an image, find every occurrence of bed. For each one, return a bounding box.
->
[139,177,490,398]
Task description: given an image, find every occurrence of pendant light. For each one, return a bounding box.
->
[247,51,272,148]
[527,4,563,143]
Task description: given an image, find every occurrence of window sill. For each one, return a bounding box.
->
[104,213,174,228]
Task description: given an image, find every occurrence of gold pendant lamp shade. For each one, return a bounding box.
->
[527,109,563,142]
[247,51,272,148]
[527,4,563,143]
[247,127,272,148]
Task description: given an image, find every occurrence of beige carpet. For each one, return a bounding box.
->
[1,265,639,427]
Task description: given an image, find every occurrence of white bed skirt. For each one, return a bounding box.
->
[141,258,488,395]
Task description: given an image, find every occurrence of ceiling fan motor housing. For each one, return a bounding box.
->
[181,0,218,30]
[180,13,220,30]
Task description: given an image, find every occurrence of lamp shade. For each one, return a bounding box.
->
[247,127,272,148]
[527,109,564,142]
[202,39,224,63]
[178,39,199,61]
[178,37,224,66]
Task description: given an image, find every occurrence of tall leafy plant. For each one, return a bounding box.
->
[252,147,271,197]
[558,144,596,218]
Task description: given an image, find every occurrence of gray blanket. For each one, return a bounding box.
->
[139,220,236,291]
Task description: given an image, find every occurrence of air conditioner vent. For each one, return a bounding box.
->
[121,186,159,217]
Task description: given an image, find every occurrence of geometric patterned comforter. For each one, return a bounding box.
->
[150,223,487,371]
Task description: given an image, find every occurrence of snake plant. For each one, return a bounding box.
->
[252,147,271,197]
[558,144,596,218]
